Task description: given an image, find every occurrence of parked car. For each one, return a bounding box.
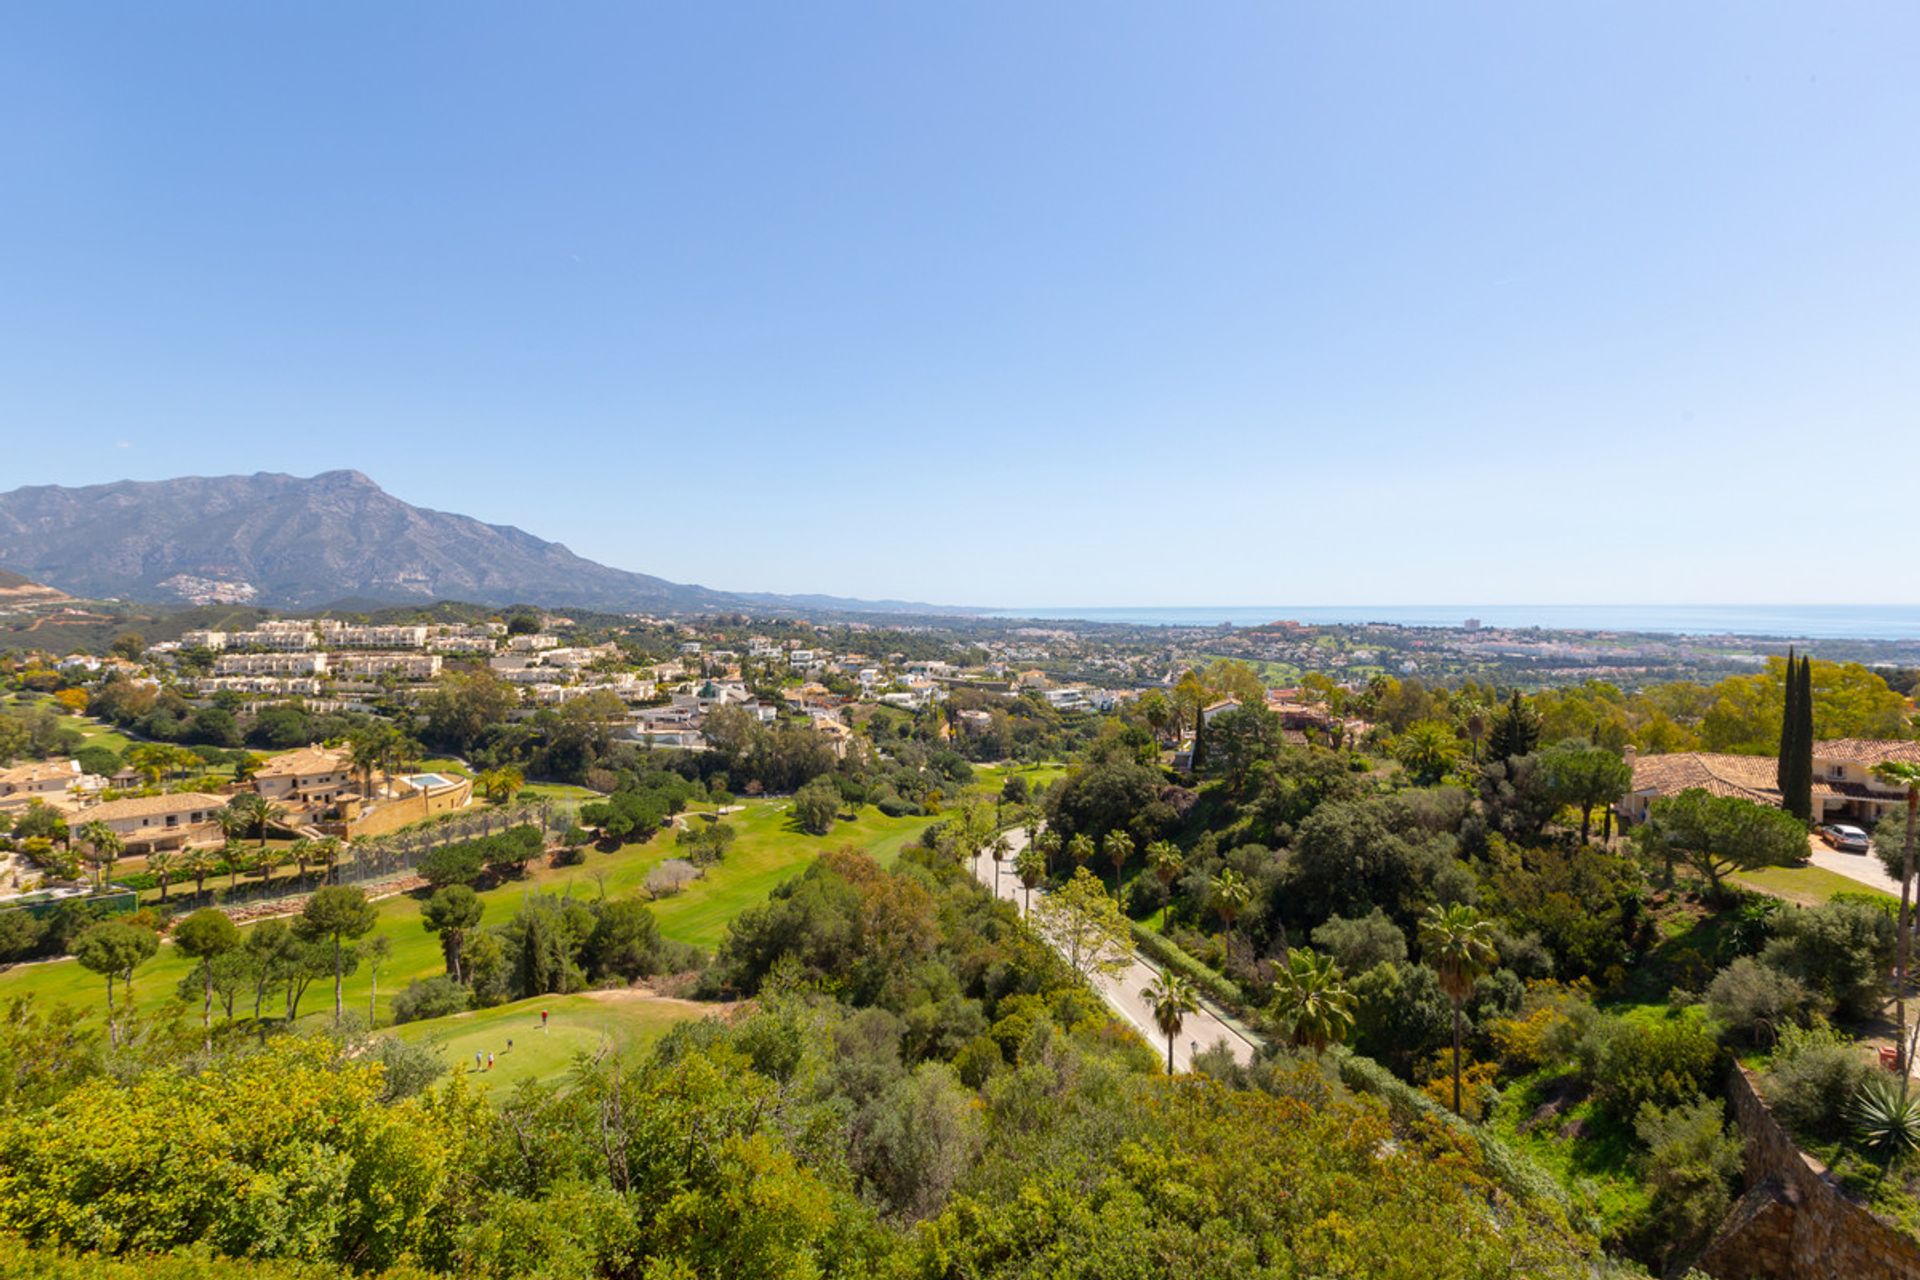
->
[1820,823,1871,853]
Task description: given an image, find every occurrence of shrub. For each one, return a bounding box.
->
[1760,899,1895,1021]
[1310,909,1407,976]
[1633,1098,1742,1269]
[390,974,472,1024]
[1489,983,1598,1072]
[1706,956,1810,1046]
[417,842,487,888]
[792,777,841,836]
[1763,1023,1878,1143]
[645,859,702,899]
[1592,1015,1721,1122]
[367,1034,447,1101]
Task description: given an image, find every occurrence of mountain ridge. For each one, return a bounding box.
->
[0,471,966,616]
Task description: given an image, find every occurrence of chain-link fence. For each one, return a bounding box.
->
[153,797,580,918]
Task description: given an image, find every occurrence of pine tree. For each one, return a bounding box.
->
[1486,689,1541,764]
[1190,702,1208,773]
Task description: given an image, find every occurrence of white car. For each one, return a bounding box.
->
[1821,823,1871,853]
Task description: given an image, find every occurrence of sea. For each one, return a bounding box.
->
[982,605,1920,642]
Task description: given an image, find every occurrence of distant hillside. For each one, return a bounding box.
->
[0,471,743,612]
[0,568,69,604]
[0,472,973,617]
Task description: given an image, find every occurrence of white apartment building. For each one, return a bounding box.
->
[329,625,429,649]
[214,652,329,677]
[196,675,327,696]
[180,629,229,651]
[508,634,559,652]
[334,653,442,680]
[232,626,318,651]
[430,635,498,654]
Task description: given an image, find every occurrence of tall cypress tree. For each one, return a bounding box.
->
[1777,647,1797,790]
[1787,655,1816,822]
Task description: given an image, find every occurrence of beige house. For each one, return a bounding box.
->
[253,746,359,808]
[1618,740,1920,826]
[0,759,89,807]
[83,792,229,853]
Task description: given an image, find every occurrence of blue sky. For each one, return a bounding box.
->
[2,4,1915,608]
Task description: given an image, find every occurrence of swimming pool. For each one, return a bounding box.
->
[406,773,455,790]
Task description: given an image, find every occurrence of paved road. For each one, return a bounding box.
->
[1806,833,1903,896]
[971,827,1258,1072]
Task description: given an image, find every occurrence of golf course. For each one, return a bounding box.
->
[0,761,1064,1092]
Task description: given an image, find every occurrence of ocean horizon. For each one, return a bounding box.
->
[982,604,1920,642]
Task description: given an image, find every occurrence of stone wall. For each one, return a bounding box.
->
[336,778,475,841]
[1697,1066,1920,1279]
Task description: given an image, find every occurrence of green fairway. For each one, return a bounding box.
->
[0,788,960,1023]
[392,991,710,1096]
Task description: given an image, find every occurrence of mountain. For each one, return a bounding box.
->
[0,471,744,612]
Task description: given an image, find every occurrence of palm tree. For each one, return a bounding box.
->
[1147,840,1184,890]
[1033,828,1062,876]
[1463,704,1490,764]
[181,848,215,900]
[1142,971,1199,1073]
[147,850,177,904]
[126,743,171,787]
[76,821,123,891]
[1210,868,1251,934]
[1015,844,1047,916]
[217,799,257,848]
[1067,832,1095,872]
[220,840,251,890]
[1102,829,1134,896]
[1271,948,1356,1053]
[289,838,313,884]
[314,837,343,884]
[258,845,291,886]
[1873,760,1920,1074]
[989,834,1012,896]
[480,765,525,805]
[1419,903,1499,1115]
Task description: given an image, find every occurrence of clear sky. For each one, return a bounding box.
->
[2,4,1915,608]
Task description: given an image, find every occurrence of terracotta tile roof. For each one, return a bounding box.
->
[1630,753,1780,805]
[84,791,230,822]
[1815,740,1920,768]
[0,759,79,788]
[254,746,351,778]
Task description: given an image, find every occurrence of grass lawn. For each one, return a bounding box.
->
[1731,862,1898,907]
[392,991,709,1096]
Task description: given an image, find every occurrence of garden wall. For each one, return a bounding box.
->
[1697,1066,1920,1279]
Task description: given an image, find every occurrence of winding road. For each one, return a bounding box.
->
[971,825,1258,1072]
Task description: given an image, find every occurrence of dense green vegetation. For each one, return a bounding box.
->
[0,846,1627,1279]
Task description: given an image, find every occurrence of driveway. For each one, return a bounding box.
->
[971,827,1259,1072]
[1806,834,1904,897]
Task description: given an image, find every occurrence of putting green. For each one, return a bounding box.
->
[392,990,710,1096]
